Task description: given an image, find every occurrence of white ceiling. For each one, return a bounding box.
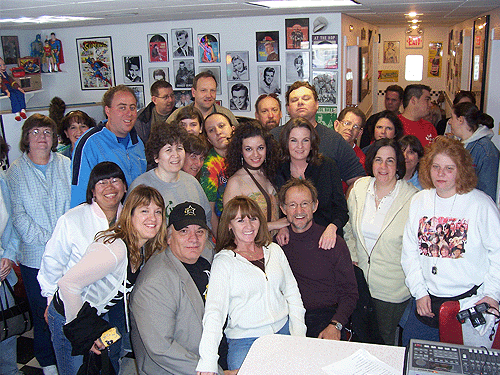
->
[1,0,499,30]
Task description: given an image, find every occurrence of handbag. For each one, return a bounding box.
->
[0,279,33,341]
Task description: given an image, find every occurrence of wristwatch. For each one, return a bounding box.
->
[329,320,342,331]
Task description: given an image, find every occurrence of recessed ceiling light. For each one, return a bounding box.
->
[408,12,417,18]
[0,15,101,24]
[247,0,359,9]
[411,19,419,24]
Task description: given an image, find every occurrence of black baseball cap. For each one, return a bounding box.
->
[168,202,208,230]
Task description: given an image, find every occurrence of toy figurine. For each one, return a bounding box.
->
[0,57,27,121]
[43,39,56,72]
[49,32,64,71]
[30,34,43,59]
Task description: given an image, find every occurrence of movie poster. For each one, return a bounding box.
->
[285,18,309,49]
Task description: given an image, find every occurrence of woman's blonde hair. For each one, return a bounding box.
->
[96,185,168,270]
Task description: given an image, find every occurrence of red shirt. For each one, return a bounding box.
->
[398,114,437,147]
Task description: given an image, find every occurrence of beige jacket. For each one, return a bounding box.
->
[344,177,417,303]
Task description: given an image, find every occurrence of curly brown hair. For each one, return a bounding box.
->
[225,120,279,182]
[145,124,189,167]
[418,136,477,193]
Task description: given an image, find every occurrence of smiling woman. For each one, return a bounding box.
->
[128,125,213,241]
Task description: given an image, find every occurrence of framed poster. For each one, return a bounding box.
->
[256,31,279,62]
[383,41,399,63]
[312,35,338,69]
[286,52,309,82]
[285,18,309,49]
[172,29,194,58]
[258,66,281,95]
[226,51,250,81]
[128,85,145,110]
[312,71,337,104]
[173,59,195,88]
[123,56,143,83]
[316,106,337,129]
[471,15,490,111]
[198,33,220,63]
[1,36,20,65]
[199,66,222,94]
[228,82,251,111]
[76,36,115,90]
[149,67,169,83]
[378,70,399,82]
[174,90,193,107]
[148,34,168,62]
[427,42,443,77]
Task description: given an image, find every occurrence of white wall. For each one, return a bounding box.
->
[0,13,342,120]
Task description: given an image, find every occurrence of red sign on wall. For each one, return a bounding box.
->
[406,35,423,48]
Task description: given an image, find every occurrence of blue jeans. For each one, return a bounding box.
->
[20,265,57,367]
[0,277,18,375]
[402,298,439,346]
[47,301,83,375]
[226,319,290,371]
[104,301,131,374]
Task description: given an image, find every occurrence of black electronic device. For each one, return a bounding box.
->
[404,339,500,375]
[456,302,489,327]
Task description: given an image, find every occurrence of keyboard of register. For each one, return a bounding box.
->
[406,339,500,375]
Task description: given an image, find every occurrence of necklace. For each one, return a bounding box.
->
[431,192,457,275]
[374,181,397,207]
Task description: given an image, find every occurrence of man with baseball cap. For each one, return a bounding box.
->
[130,202,224,375]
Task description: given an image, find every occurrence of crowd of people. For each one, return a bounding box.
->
[0,73,499,375]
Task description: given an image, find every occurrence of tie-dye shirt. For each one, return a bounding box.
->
[200,148,227,216]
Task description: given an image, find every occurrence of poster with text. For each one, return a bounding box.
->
[76,36,115,90]
[148,34,168,62]
[256,31,279,62]
[315,106,337,129]
[312,35,338,69]
[428,41,443,77]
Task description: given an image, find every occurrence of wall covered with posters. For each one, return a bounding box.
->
[0,13,345,120]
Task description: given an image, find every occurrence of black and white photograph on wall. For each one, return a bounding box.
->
[256,31,280,62]
[174,90,193,107]
[123,56,143,83]
[173,59,194,88]
[258,66,281,95]
[148,34,168,62]
[199,66,222,94]
[286,52,309,82]
[148,67,169,83]
[285,18,309,49]
[172,29,194,58]
[198,33,220,63]
[312,35,338,69]
[312,71,337,104]
[228,82,251,111]
[128,85,145,110]
[226,51,250,81]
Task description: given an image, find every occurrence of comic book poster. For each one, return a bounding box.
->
[198,34,220,63]
[428,41,443,78]
[315,106,337,129]
[312,71,337,104]
[256,31,279,62]
[285,18,309,49]
[312,35,338,69]
[148,34,168,62]
[76,36,115,90]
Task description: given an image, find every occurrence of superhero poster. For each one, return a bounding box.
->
[76,36,115,90]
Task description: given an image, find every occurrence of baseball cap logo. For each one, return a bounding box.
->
[184,205,196,216]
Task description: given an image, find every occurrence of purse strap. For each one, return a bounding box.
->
[243,166,272,222]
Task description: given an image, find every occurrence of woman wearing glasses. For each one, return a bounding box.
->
[275,117,348,250]
[7,113,71,375]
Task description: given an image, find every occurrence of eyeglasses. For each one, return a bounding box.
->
[30,129,53,137]
[155,94,175,100]
[340,120,362,130]
[95,177,123,187]
[285,201,313,209]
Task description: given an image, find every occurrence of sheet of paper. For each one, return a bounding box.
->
[322,348,399,375]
